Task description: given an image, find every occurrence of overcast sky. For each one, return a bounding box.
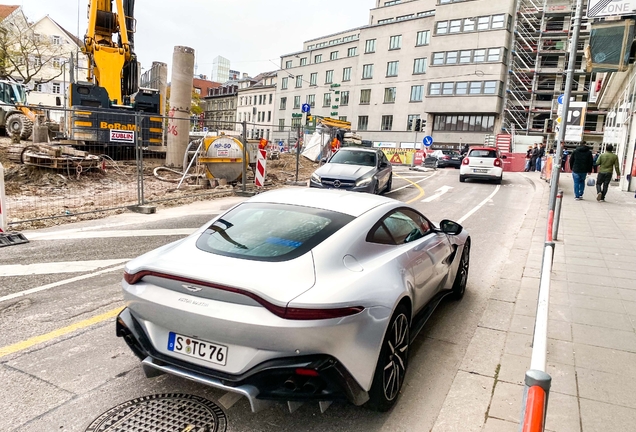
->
[4,0,375,80]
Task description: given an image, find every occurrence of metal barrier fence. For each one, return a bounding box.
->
[2,107,308,227]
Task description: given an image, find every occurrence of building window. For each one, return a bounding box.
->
[330,51,338,60]
[52,82,61,94]
[487,48,501,61]
[52,58,61,68]
[343,67,352,81]
[411,85,424,101]
[341,90,350,105]
[389,35,402,50]
[314,54,322,63]
[413,58,427,74]
[463,17,475,32]
[286,60,293,68]
[268,111,272,122]
[381,115,393,131]
[455,82,468,95]
[360,89,371,104]
[281,77,288,89]
[280,97,287,109]
[432,52,445,65]
[449,19,462,33]
[436,21,448,34]
[416,30,430,46]
[384,87,396,103]
[323,92,332,107]
[348,47,357,57]
[339,116,347,122]
[446,51,458,64]
[491,14,505,29]
[365,39,376,53]
[433,115,495,132]
[428,83,441,96]
[362,64,373,79]
[269,94,273,104]
[477,16,490,30]
[294,95,301,109]
[386,61,399,77]
[259,95,263,105]
[52,35,61,45]
[300,57,307,66]
[483,81,497,94]
[460,50,472,63]
[442,82,454,95]
[307,94,316,107]
[474,49,486,62]
[358,116,369,131]
[310,72,317,86]
[378,18,394,24]
[407,114,420,131]
[292,118,301,127]
[278,119,285,131]
[295,75,303,88]
[35,83,43,92]
[469,81,482,94]
[325,70,334,84]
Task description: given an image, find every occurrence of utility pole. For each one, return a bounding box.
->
[548,0,583,213]
[242,120,247,192]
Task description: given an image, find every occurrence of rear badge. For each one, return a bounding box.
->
[183,284,202,293]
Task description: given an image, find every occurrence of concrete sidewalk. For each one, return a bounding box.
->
[482,174,636,431]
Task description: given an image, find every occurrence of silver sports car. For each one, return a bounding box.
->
[117,188,470,413]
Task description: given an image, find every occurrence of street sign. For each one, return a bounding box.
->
[203,127,208,132]
[588,0,634,17]
[301,103,311,113]
[557,94,564,104]
[423,136,434,147]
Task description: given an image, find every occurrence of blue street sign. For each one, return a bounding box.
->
[301,103,311,113]
[423,136,434,147]
[203,127,209,132]
[278,140,284,148]
[557,94,564,104]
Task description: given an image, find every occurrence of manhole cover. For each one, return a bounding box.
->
[86,393,227,432]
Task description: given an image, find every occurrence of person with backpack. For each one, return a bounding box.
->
[595,144,621,202]
[569,142,594,200]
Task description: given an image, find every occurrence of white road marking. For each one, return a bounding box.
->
[421,185,454,203]
[0,263,126,304]
[0,259,130,277]
[457,185,501,224]
[30,228,196,241]
[387,172,437,194]
[217,391,243,409]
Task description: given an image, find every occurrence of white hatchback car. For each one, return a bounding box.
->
[459,147,506,184]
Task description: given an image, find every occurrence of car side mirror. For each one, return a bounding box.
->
[380,162,388,168]
[320,157,328,164]
[439,219,463,235]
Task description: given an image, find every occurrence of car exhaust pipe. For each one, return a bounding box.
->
[284,376,302,391]
[302,378,324,394]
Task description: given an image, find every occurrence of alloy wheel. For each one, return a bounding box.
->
[383,313,409,401]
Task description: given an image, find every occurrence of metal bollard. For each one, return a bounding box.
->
[552,190,563,241]
[519,370,551,432]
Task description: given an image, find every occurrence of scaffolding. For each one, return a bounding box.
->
[504,0,600,143]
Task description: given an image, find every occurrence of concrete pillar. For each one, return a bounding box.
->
[166,46,195,168]
[153,61,169,116]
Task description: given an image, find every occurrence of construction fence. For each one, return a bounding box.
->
[2,106,308,228]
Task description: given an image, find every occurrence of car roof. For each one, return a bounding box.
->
[246,188,395,217]
[469,147,498,152]
[337,147,378,153]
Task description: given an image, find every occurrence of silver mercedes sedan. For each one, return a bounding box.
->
[117,188,470,413]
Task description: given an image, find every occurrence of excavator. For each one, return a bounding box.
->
[68,0,162,148]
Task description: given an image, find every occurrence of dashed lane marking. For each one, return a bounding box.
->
[29,228,197,241]
[0,306,124,358]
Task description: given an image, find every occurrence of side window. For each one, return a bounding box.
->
[383,211,423,244]
[368,224,394,245]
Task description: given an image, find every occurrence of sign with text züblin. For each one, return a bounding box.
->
[110,129,135,143]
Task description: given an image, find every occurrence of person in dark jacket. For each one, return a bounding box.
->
[536,143,546,172]
[569,142,594,200]
[530,144,539,172]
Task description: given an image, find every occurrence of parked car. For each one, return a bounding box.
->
[309,147,392,194]
[427,150,463,168]
[117,188,471,413]
[459,147,506,184]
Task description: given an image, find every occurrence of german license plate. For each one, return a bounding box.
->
[168,332,228,366]
[474,169,488,173]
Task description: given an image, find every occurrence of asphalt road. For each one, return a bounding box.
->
[0,167,541,432]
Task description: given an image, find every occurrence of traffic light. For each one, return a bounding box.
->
[258,138,268,149]
[421,118,427,132]
[307,115,312,125]
[414,119,421,131]
[408,119,413,130]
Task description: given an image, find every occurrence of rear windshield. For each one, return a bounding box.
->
[469,149,497,158]
[442,150,459,155]
[330,150,376,166]
[196,202,354,262]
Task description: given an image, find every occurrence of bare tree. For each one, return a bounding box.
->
[0,13,66,85]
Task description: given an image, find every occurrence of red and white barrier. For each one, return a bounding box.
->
[0,162,7,233]
[255,149,267,187]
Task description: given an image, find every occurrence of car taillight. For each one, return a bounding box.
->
[122,270,364,320]
[462,157,470,165]
[494,158,502,167]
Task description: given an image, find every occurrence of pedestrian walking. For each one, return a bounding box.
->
[561,149,569,172]
[536,143,546,172]
[592,151,600,173]
[569,142,594,200]
[530,144,539,172]
[595,144,621,202]
[524,146,533,171]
